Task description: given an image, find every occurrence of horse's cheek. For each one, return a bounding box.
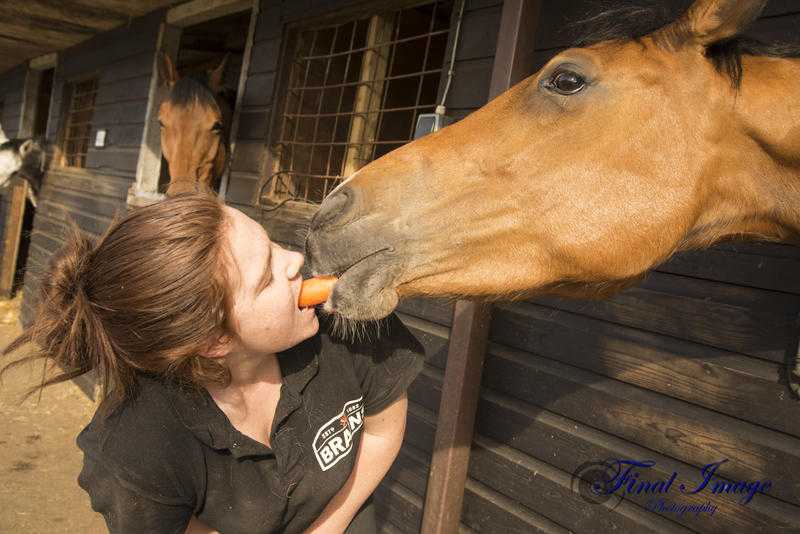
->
[160,131,172,163]
[214,147,227,178]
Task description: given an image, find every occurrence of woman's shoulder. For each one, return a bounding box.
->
[76,375,201,477]
[76,376,202,506]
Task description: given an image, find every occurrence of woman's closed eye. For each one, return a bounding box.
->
[257,243,275,293]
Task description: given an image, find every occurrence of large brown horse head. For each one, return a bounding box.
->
[305,0,800,321]
[158,54,231,196]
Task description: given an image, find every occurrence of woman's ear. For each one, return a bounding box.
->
[202,333,235,359]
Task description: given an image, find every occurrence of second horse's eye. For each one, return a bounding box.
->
[551,71,586,95]
[212,122,223,133]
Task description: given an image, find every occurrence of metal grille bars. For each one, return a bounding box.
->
[267,0,454,204]
[61,78,98,168]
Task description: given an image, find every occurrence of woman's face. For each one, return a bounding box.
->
[220,206,319,357]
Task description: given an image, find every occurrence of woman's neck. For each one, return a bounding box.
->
[207,349,282,403]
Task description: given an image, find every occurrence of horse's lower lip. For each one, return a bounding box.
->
[325,259,402,320]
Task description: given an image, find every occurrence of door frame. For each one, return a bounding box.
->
[127,0,258,207]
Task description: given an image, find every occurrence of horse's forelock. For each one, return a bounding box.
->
[566,1,674,48]
[166,75,221,114]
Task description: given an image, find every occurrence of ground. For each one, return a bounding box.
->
[0,295,105,533]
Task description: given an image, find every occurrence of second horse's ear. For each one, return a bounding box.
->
[656,0,767,49]
[158,52,179,89]
[19,139,36,157]
[208,53,229,94]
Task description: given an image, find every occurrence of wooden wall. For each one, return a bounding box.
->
[0,64,26,139]
[19,11,164,327]
[0,0,797,531]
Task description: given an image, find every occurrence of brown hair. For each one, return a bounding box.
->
[0,192,237,415]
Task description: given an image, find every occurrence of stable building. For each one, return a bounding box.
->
[0,1,798,532]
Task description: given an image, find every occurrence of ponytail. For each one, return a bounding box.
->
[1,193,236,415]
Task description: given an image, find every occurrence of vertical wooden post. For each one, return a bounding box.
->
[420,1,542,532]
[219,0,260,202]
[0,179,29,298]
[420,300,492,533]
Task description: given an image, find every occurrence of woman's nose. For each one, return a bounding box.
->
[286,251,304,280]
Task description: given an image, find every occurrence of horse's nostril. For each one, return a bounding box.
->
[310,187,355,231]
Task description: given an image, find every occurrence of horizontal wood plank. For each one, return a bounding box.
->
[489,301,800,436]
[474,390,800,532]
[374,479,423,534]
[528,271,800,364]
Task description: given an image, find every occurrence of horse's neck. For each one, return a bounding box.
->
[712,55,800,241]
[738,56,800,163]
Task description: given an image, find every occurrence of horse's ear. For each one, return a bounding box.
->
[208,53,229,94]
[657,0,767,48]
[158,52,179,88]
[19,139,35,157]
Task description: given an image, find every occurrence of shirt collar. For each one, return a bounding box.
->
[277,330,321,396]
[164,332,321,458]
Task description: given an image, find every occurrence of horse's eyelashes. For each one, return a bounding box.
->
[549,70,587,95]
[212,122,224,133]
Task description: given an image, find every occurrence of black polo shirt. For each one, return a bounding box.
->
[76,312,425,534]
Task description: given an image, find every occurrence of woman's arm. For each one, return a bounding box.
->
[304,393,408,533]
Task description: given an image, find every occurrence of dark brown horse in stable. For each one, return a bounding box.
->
[305,0,800,336]
[157,54,231,196]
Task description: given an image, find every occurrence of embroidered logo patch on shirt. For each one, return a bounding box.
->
[313,397,364,471]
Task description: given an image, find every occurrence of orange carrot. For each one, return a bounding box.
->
[298,275,338,307]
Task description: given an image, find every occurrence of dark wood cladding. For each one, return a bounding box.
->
[396,313,800,531]
[19,10,164,327]
[0,64,26,139]
[0,0,176,75]
[46,10,162,176]
[0,0,797,532]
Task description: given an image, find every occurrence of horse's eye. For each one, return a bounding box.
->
[211,122,223,133]
[550,71,586,95]
[158,120,165,129]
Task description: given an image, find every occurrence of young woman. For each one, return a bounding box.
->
[1,193,425,533]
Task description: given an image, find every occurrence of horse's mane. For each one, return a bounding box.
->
[167,74,221,112]
[567,0,800,89]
